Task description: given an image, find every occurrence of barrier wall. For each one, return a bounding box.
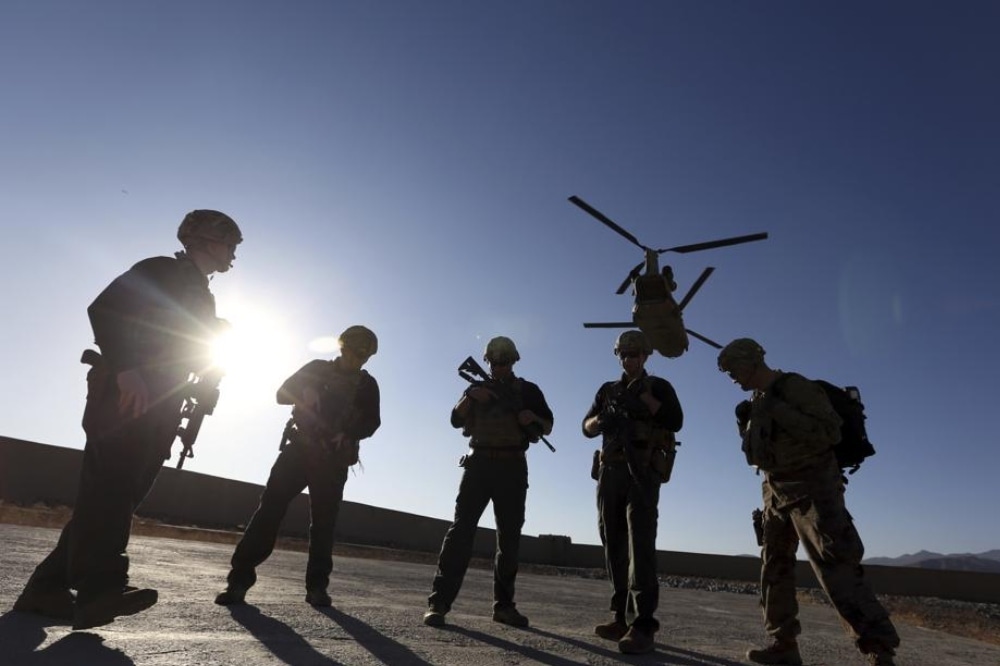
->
[2,436,998,603]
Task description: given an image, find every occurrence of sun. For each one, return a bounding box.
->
[208,301,298,407]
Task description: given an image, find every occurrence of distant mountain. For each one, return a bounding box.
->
[864,550,1000,573]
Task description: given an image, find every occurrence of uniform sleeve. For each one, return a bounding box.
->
[766,373,841,446]
[276,360,328,405]
[344,374,381,441]
[581,384,607,439]
[651,378,683,432]
[524,381,554,426]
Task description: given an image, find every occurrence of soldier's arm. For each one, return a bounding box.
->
[344,375,381,440]
[522,382,553,435]
[581,387,605,438]
[649,378,683,432]
[276,360,327,405]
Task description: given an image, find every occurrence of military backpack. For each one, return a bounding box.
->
[775,374,876,474]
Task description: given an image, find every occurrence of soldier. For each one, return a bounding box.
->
[581,330,683,655]
[215,325,381,607]
[717,338,899,666]
[14,210,242,630]
[423,336,553,628]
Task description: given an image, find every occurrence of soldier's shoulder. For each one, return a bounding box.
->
[777,372,827,401]
[129,255,180,272]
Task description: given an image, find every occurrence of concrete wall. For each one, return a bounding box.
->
[3,436,998,603]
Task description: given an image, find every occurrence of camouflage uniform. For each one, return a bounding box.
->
[747,372,899,654]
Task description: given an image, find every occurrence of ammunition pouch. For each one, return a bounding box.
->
[650,437,678,484]
[590,449,600,480]
[752,508,764,547]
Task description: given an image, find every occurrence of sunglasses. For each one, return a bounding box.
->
[618,351,642,359]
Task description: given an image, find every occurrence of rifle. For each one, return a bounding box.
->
[175,365,224,469]
[599,396,652,495]
[457,356,555,452]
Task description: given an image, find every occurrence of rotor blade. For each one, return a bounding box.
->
[615,261,645,295]
[583,322,635,328]
[677,267,715,311]
[568,196,646,250]
[657,232,769,255]
[686,328,723,349]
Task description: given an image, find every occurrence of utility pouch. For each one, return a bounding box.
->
[651,440,678,483]
[590,449,600,480]
[752,508,764,547]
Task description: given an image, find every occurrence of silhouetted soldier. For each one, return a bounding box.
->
[718,338,899,666]
[581,330,683,655]
[423,336,553,628]
[14,210,242,630]
[215,325,381,607]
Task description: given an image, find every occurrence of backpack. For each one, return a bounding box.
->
[773,374,876,474]
[812,380,876,474]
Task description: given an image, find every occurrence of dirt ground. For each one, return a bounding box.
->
[3,500,998,648]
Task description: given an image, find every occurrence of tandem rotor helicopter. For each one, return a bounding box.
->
[568,195,768,359]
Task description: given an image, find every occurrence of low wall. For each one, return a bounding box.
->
[2,436,998,603]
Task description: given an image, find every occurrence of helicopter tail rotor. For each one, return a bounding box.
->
[676,267,715,311]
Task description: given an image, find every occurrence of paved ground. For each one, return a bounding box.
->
[2,524,998,666]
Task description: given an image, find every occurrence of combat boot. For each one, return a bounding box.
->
[746,637,802,665]
[72,587,158,631]
[13,585,75,621]
[618,624,656,654]
[214,585,248,606]
[594,616,628,641]
[863,648,896,666]
[305,588,332,607]
[423,607,447,627]
[492,605,529,628]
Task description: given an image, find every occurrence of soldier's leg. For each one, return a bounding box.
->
[793,489,900,653]
[428,457,492,612]
[597,463,631,618]
[303,461,350,592]
[227,444,309,590]
[491,457,528,609]
[760,503,802,640]
[69,418,167,604]
[627,479,661,628]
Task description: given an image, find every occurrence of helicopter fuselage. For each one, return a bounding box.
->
[631,273,689,358]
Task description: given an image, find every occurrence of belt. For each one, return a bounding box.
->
[469,448,526,460]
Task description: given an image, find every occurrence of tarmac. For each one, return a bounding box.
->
[1,524,998,666]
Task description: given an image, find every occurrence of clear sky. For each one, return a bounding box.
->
[2,1,998,560]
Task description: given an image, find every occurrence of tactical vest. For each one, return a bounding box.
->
[467,379,526,449]
[608,376,672,449]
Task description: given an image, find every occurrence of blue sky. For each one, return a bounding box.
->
[2,1,998,559]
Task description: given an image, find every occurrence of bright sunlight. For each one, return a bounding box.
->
[209,300,298,409]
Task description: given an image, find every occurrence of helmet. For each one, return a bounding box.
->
[177,210,243,248]
[338,325,378,358]
[484,336,520,364]
[717,338,765,372]
[614,330,652,356]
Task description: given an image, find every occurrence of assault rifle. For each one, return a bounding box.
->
[457,356,555,452]
[175,365,224,469]
[599,396,654,496]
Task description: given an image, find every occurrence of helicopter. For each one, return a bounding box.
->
[568,195,768,358]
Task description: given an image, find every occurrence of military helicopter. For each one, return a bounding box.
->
[569,195,768,358]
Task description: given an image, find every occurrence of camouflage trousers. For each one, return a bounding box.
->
[759,464,899,652]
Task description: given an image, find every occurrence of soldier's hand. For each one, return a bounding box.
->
[466,386,495,403]
[117,369,149,418]
[517,410,539,427]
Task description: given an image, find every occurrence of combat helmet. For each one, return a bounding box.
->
[614,330,652,357]
[339,325,378,358]
[717,338,765,372]
[484,336,520,364]
[177,210,243,248]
